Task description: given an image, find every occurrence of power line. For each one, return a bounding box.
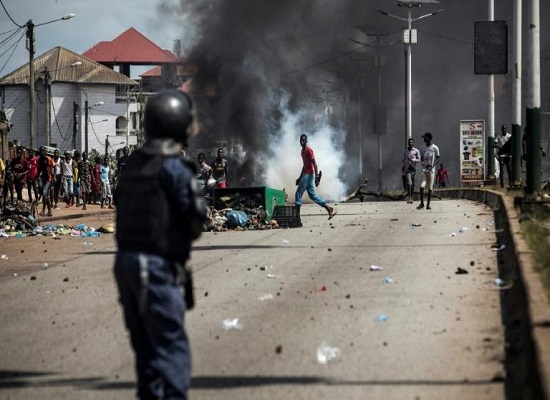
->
[0,0,23,28]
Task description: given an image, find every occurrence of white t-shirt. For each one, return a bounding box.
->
[420,144,440,173]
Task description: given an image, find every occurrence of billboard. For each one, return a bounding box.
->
[460,120,485,185]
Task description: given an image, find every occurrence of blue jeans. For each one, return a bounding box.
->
[114,252,190,400]
[295,173,326,207]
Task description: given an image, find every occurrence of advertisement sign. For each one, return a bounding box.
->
[460,120,485,184]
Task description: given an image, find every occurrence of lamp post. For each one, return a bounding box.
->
[27,13,75,149]
[378,1,443,144]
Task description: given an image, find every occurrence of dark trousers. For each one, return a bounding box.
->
[114,252,190,400]
[499,156,512,187]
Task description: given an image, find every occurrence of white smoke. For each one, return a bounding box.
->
[263,97,347,203]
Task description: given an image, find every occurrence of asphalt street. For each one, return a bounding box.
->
[0,199,506,399]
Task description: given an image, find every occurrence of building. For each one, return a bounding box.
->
[0,46,138,156]
[0,27,192,158]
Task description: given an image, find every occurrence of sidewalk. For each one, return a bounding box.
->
[34,203,115,224]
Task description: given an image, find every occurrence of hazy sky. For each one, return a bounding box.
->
[0,0,183,78]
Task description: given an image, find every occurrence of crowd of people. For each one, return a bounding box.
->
[0,146,124,216]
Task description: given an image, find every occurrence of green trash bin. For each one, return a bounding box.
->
[213,186,286,221]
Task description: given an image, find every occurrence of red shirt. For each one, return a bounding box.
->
[301,146,315,175]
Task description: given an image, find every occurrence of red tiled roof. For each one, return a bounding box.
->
[140,64,197,77]
[82,27,179,64]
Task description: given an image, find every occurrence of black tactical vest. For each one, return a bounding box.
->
[116,151,193,262]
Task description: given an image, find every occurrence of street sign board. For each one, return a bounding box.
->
[460,120,485,185]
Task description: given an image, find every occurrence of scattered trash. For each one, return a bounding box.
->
[222,318,243,330]
[449,232,457,237]
[370,265,383,271]
[458,227,469,233]
[381,277,393,283]
[455,267,469,275]
[0,229,8,237]
[376,314,388,322]
[492,244,506,251]
[282,239,290,245]
[494,278,505,287]
[275,345,283,354]
[1,254,9,260]
[42,263,49,270]
[258,294,274,301]
[314,285,328,292]
[411,223,422,227]
[316,342,341,364]
[82,241,93,246]
[13,273,17,277]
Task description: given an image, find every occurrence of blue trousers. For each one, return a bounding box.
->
[114,252,190,400]
[295,173,326,207]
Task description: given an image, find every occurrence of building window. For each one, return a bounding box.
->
[116,116,128,136]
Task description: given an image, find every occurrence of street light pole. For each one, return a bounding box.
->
[378,3,443,145]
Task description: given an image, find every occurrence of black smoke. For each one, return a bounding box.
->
[159,0,550,189]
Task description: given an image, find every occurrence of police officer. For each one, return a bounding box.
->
[114,90,206,400]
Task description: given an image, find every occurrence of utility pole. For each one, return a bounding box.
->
[486,0,496,181]
[26,20,36,149]
[525,0,541,196]
[44,67,51,146]
[85,100,89,154]
[511,0,522,186]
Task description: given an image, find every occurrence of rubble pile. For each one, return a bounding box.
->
[208,192,279,231]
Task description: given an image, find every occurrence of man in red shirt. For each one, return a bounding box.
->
[295,134,336,220]
[436,163,449,188]
[26,149,40,202]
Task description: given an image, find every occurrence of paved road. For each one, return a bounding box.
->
[0,200,505,399]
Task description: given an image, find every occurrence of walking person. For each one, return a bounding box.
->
[61,151,75,207]
[436,163,450,188]
[37,146,55,217]
[91,156,102,204]
[402,137,421,204]
[114,90,206,400]
[495,124,512,188]
[295,133,336,220]
[417,132,440,210]
[72,151,81,207]
[99,157,114,209]
[211,148,229,188]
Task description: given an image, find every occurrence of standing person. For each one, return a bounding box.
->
[61,151,75,207]
[436,163,450,188]
[52,149,62,209]
[78,151,93,210]
[72,151,81,207]
[417,132,440,210]
[3,159,14,204]
[37,146,55,217]
[26,149,40,202]
[295,133,336,220]
[402,137,421,204]
[91,156,102,204]
[117,146,130,177]
[99,157,114,209]
[211,148,229,188]
[495,124,512,187]
[11,147,28,202]
[115,90,206,400]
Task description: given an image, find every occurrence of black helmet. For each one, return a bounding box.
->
[144,90,194,145]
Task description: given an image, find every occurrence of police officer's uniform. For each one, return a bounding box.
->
[114,91,205,400]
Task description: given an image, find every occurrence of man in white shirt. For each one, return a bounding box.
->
[418,132,440,210]
[495,124,512,187]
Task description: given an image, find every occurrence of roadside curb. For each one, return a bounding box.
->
[35,209,115,224]
[438,188,550,399]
